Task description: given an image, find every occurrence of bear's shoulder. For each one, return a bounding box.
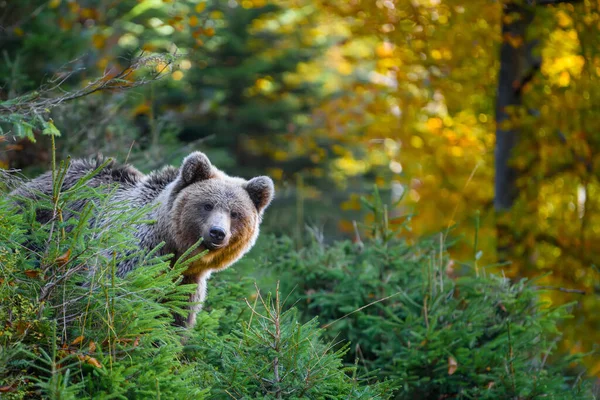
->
[68,156,144,187]
[146,166,179,187]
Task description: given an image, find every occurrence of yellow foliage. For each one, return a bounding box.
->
[426,117,443,133]
[450,146,463,157]
[67,2,79,13]
[341,195,362,211]
[272,150,289,162]
[376,42,394,58]
[410,136,424,149]
[210,10,224,19]
[92,34,105,49]
[541,29,584,86]
[255,77,274,93]
[556,10,572,28]
[195,2,206,13]
[172,70,184,81]
[333,155,368,176]
[267,168,284,180]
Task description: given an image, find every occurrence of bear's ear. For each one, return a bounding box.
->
[180,151,213,186]
[245,176,274,212]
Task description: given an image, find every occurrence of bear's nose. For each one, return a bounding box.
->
[209,227,226,243]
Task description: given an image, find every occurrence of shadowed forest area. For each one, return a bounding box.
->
[1,0,600,398]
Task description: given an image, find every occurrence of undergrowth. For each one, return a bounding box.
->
[0,161,593,399]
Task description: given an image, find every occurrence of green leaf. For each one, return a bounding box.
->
[14,121,35,142]
[42,119,61,137]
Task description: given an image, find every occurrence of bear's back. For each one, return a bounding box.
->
[12,157,143,196]
[10,157,146,223]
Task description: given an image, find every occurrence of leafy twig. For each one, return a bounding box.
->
[0,51,179,138]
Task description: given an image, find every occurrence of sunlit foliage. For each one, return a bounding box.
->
[1,0,599,373]
[269,0,600,371]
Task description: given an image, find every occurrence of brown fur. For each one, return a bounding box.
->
[166,164,274,327]
[10,151,274,328]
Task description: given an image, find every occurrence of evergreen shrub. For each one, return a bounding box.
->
[0,160,387,399]
[260,192,592,399]
[0,161,592,399]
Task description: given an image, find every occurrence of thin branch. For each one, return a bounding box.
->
[321,291,402,329]
[539,337,561,371]
[533,286,586,295]
[0,168,26,190]
[532,0,582,5]
[0,52,179,121]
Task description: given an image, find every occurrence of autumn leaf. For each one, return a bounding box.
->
[71,335,84,346]
[24,270,40,278]
[0,385,16,393]
[503,33,523,48]
[448,356,458,375]
[85,356,102,369]
[389,216,409,225]
[78,354,102,369]
[15,321,31,335]
[55,249,71,266]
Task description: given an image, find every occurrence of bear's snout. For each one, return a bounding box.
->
[203,225,230,249]
[199,208,232,250]
[204,226,230,249]
[209,226,226,243]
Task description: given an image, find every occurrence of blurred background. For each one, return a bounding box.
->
[0,0,598,372]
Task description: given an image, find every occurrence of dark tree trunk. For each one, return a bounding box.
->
[494,0,580,264]
[494,2,536,262]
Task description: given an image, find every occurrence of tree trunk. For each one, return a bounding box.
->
[494,2,535,262]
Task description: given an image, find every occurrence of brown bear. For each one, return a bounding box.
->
[10,151,274,327]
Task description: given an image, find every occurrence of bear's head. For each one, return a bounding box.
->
[168,152,274,276]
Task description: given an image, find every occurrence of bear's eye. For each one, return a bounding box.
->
[231,211,240,219]
[203,203,214,211]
